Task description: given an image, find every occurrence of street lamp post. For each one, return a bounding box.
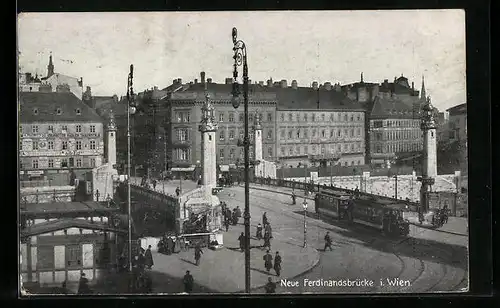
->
[126,64,137,273]
[302,199,308,248]
[231,27,251,293]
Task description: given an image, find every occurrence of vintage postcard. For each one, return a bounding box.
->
[18,10,468,295]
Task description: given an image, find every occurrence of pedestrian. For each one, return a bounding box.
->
[183,270,194,293]
[138,248,146,269]
[145,245,154,269]
[324,231,333,251]
[262,212,268,226]
[263,250,273,273]
[224,219,230,232]
[256,223,263,240]
[232,210,238,225]
[235,206,242,219]
[265,277,276,293]
[77,273,90,294]
[263,232,272,250]
[194,244,203,266]
[291,191,296,205]
[274,251,282,276]
[238,232,245,252]
[153,179,157,190]
[176,187,181,197]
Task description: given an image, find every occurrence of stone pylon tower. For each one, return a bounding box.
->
[199,89,218,198]
[47,52,55,78]
[253,112,263,177]
[106,110,117,166]
[418,96,437,212]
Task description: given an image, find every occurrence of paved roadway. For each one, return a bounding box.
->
[219,186,468,294]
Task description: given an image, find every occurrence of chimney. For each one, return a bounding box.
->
[384,79,389,85]
[225,78,233,84]
[207,78,212,83]
[312,81,319,90]
[412,82,414,90]
[259,81,264,86]
[173,79,177,84]
[154,86,158,91]
[25,73,32,82]
[177,78,182,84]
[248,79,251,84]
[280,79,287,88]
[200,71,206,84]
[291,80,298,89]
[189,81,193,85]
[267,79,272,87]
[194,78,198,84]
[324,82,332,91]
[333,83,342,92]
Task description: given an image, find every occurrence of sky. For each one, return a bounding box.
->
[18,10,466,111]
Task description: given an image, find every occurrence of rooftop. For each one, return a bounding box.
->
[21,218,127,238]
[370,96,421,119]
[20,201,118,215]
[446,103,467,115]
[19,92,103,123]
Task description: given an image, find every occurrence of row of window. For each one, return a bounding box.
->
[22,139,98,151]
[279,112,363,123]
[175,111,275,124]
[372,129,421,141]
[33,242,110,270]
[21,124,98,135]
[32,107,82,117]
[218,129,271,141]
[20,157,97,169]
[280,142,364,156]
[218,147,273,160]
[373,142,423,153]
[280,127,362,140]
[372,119,420,128]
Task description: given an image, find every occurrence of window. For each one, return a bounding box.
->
[338,144,341,152]
[330,130,334,138]
[281,147,285,155]
[312,114,316,121]
[249,114,254,123]
[76,158,82,167]
[321,130,325,138]
[32,159,38,169]
[280,114,285,122]
[62,141,68,150]
[338,130,341,137]
[48,141,54,150]
[219,131,225,141]
[321,114,325,121]
[219,113,224,122]
[47,125,53,132]
[66,245,81,268]
[177,129,188,141]
[62,125,68,132]
[296,146,300,154]
[280,130,285,139]
[90,158,96,167]
[288,113,293,121]
[229,130,235,140]
[239,113,244,122]
[296,114,300,122]
[48,159,54,168]
[350,115,354,121]
[268,147,273,157]
[289,148,293,155]
[321,147,326,154]
[358,160,361,165]
[296,130,300,139]
[304,130,308,139]
[330,114,334,122]
[76,125,82,133]
[357,128,361,136]
[229,148,235,159]
[69,157,74,167]
[76,108,81,115]
[351,144,355,152]
[312,129,316,137]
[259,113,264,122]
[303,114,308,122]
[344,114,348,121]
[266,130,272,140]
[32,125,38,134]
[304,146,308,153]
[219,149,224,159]
[90,140,96,150]
[38,246,55,269]
[344,144,348,151]
[32,141,39,150]
[90,125,96,133]
[357,115,361,121]
[76,141,82,150]
[229,113,234,122]
[267,113,272,122]
[350,129,354,137]
[33,108,39,115]
[56,108,62,115]
[180,148,189,160]
[184,112,190,122]
[239,130,244,140]
[344,129,348,137]
[312,145,316,153]
[288,130,293,139]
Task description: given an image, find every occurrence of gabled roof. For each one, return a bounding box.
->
[19,92,103,123]
[370,96,420,119]
[21,219,127,237]
[274,87,363,111]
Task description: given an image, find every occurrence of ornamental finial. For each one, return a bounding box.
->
[107,109,116,131]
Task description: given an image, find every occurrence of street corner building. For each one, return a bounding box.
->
[19,201,128,293]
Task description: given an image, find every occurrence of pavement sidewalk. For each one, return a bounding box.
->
[404,214,468,236]
[148,222,320,293]
[242,183,316,201]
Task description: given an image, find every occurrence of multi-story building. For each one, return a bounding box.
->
[274,80,366,167]
[368,96,423,167]
[168,72,277,168]
[19,91,105,185]
[446,103,467,143]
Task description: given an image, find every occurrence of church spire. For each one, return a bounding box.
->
[47,52,55,78]
[360,72,364,83]
[420,75,426,100]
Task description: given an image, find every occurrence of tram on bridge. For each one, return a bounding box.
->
[315,187,410,237]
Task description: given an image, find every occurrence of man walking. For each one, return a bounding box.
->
[256,223,263,240]
[262,212,268,226]
[263,232,272,250]
[274,251,282,276]
[183,270,194,293]
[263,250,273,273]
[176,187,181,197]
[324,231,333,251]
[144,245,154,269]
[194,243,203,266]
[291,191,296,205]
[238,232,245,252]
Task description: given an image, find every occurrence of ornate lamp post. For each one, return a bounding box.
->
[127,64,137,273]
[231,27,251,293]
[302,199,308,248]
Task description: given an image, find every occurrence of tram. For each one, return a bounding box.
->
[315,188,410,237]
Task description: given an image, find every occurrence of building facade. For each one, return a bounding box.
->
[446,103,467,143]
[19,92,105,185]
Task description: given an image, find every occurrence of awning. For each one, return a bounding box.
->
[220,165,230,172]
[171,167,195,172]
[371,159,387,164]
